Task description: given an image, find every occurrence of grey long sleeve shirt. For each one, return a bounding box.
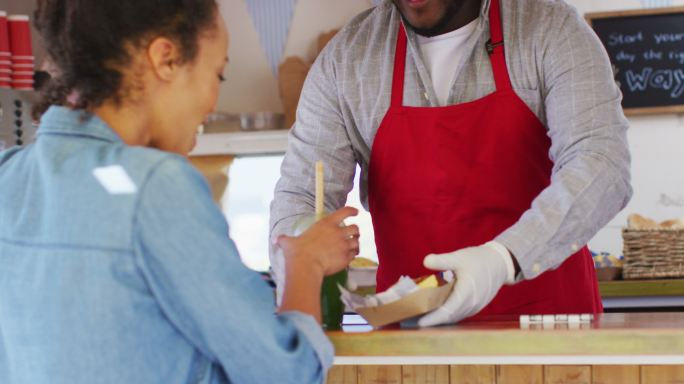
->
[269,0,632,289]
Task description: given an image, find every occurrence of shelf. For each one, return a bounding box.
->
[190,129,289,156]
[599,279,684,298]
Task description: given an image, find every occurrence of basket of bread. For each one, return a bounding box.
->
[622,214,684,279]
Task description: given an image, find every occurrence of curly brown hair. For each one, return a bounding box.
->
[33,0,219,118]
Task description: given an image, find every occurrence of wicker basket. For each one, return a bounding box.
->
[622,228,684,279]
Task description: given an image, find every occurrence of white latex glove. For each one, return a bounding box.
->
[418,241,516,327]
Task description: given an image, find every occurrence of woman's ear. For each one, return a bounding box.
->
[147,37,181,81]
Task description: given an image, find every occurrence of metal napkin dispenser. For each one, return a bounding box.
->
[0,89,37,150]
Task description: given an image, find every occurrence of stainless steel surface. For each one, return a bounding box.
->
[239,112,285,131]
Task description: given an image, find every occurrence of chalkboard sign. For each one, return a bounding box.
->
[587,7,684,115]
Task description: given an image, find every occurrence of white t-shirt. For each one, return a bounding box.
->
[417,20,478,106]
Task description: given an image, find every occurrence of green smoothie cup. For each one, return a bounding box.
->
[293,214,347,330]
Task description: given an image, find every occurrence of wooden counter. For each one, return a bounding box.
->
[325,312,684,384]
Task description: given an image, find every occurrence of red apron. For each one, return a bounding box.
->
[367,0,602,317]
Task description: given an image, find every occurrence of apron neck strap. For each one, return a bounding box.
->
[487,0,513,91]
[391,23,408,108]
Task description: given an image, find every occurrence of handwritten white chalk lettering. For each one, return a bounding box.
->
[653,32,684,44]
[669,50,684,64]
[626,68,651,91]
[608,31,644,46]
[676,70,684,98]
[615,50,636,63]
[643,49,662,60]
[625,67,684,98]
[650,70,674,89]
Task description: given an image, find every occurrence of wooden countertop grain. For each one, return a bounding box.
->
[327,312,684,357]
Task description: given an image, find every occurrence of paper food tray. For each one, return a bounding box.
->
[355,280,455,327]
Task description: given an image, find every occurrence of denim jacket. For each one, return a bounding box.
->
[0,106,333,384]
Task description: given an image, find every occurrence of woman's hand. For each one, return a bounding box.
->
[277,207,360,278]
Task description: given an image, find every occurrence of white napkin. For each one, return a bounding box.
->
[340,276,420,310]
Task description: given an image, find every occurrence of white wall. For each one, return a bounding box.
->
[216,0,375,113]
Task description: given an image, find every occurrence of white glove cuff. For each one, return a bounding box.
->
[484,241,516,285]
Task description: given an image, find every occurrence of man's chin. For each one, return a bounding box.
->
[396,0,465,37]
[408,23,446,37]
[402,16,448,37]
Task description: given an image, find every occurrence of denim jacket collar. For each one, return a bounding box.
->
[38,106,123,144]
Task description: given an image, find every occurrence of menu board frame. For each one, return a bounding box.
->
[586,6,684,116]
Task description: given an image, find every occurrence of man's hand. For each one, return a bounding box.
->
[418,242,515,327]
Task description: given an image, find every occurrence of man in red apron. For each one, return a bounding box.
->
[371,0,605,327]
[270,0,632,326]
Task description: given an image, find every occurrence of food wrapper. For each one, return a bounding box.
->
[340,275,455,328]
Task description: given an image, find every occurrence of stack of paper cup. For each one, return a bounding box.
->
[0,11,11,88]
[8,14,33,90]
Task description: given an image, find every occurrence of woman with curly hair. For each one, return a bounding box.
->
[0,1,360,383]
